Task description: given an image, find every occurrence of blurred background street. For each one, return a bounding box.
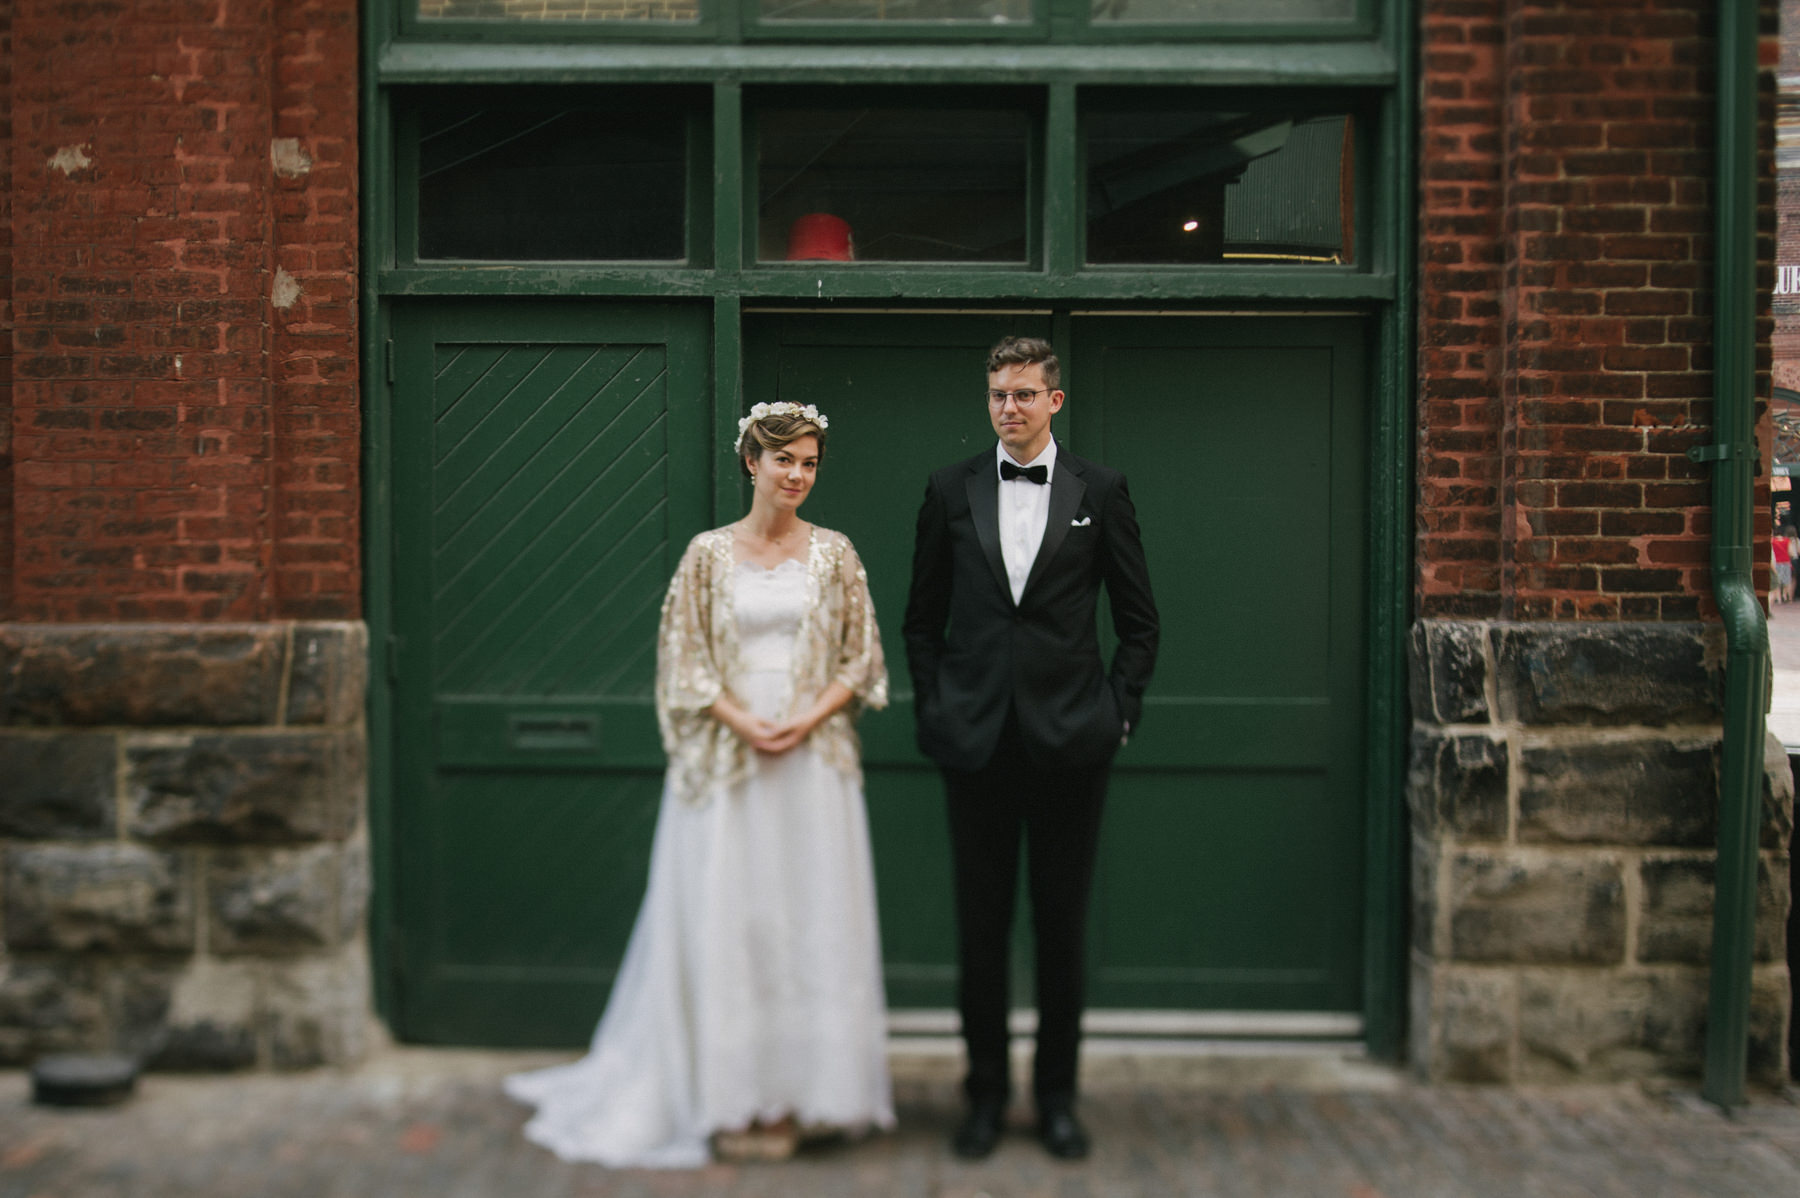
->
[1767,598,1800,748]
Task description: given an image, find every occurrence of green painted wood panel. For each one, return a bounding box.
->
[1072,315,1367,1011]
[389,301,709,1045]
[386,304,1366,1042]
[746,310,1367,1015]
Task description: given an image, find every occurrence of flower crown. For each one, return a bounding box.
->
[734,401,830,453]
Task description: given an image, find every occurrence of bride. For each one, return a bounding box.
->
[505,401,894,1166]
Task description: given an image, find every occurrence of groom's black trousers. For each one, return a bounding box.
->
[942,710,1110,1108]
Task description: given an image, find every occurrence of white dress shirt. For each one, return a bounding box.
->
[996,439,1057,605]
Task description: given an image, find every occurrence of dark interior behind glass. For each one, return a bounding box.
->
[757,103,1031,264]
[1087,108,1355,265]
[417,94,691,262]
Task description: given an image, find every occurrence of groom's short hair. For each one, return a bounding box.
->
[987,336,1061,391]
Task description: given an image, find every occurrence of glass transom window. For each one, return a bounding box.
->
[419,0,699,20]
[416,93,695,262]
[1086,106,1356,265]
[1089,0,1354,23]
[757,101,1032,264]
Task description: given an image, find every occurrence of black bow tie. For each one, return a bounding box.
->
[1001,460,1048,485]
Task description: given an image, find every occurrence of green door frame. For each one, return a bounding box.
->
[360,0,1415,1059]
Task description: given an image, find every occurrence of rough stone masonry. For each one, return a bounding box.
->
[0,623,369,1069]
[1409,621,1792,1083]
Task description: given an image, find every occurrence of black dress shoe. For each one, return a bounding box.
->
[952,1097,1007,1160]
[1036,1101,1091,1160]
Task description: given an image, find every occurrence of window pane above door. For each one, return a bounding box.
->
[757,105,1031,264]
[418,0,700,20]
[415,0,1360,29]
[1086,108,1356,266]
[757,0,1031,22]
[416,97,692,261]
[1088,0,1355,23]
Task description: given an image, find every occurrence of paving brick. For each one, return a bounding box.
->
[0,1050,1797,1197]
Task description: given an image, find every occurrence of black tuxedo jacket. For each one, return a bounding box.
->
[903,442,1160,773]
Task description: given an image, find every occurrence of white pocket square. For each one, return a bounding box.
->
[1071,516,1092,527]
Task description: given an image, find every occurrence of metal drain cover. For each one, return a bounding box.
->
[31,1054,139,1107]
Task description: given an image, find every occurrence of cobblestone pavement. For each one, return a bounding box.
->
[3,1048,1799,1198]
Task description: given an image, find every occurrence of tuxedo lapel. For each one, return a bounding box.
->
[1023,455,1087,600]
[965,456,1013,602]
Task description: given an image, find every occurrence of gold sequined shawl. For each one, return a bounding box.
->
[655,525,888,806]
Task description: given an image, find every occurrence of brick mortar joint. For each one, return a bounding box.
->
[276,623,295,726]
[0,835,357,852]
[1481,623,1503,734]
[0,725,364,737]
[1430,839,1637,866]
[1508,964,1522,1081]
[165,708,369,735]
[1414,720,1728,741]
[0,623,369,655]
[1418,959,1750,983]
[1433,820,1454,959]
[1621,846,1645,968]
[1433,841,1788,864]
[1506,718,1521,843]
[1410,616,1725,632]
[114,730,130,848]
[185,844,205,958]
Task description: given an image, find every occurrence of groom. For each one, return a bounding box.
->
[903,335,1159,1161]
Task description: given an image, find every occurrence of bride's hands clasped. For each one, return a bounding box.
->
[708,681,855,757]
[707,694,816,755]
[746,715,813,755]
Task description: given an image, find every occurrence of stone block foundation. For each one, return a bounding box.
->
[0,623,369,1069]
[1409,621,1794,1083]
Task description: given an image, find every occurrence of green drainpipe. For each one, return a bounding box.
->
[1695,0,1766,1110]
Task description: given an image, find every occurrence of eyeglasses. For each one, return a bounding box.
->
[987,388,1047,407]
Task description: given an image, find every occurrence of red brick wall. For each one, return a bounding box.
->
[1419,0,1778,621]
[6,0,357,623]
[1,0,14,618]
[4,2,1776,625]
[271,1,359,618]
[1775,0,1800,395]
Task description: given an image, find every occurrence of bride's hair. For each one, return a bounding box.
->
[739,411,828,478]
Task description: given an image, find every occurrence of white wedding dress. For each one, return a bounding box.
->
[505,558,894,1167]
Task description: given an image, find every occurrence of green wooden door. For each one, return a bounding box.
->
[748,311,1368,1019]
[388,301,709,1044]
[387,305,1366,1041]
[1071,315,1368,1013]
